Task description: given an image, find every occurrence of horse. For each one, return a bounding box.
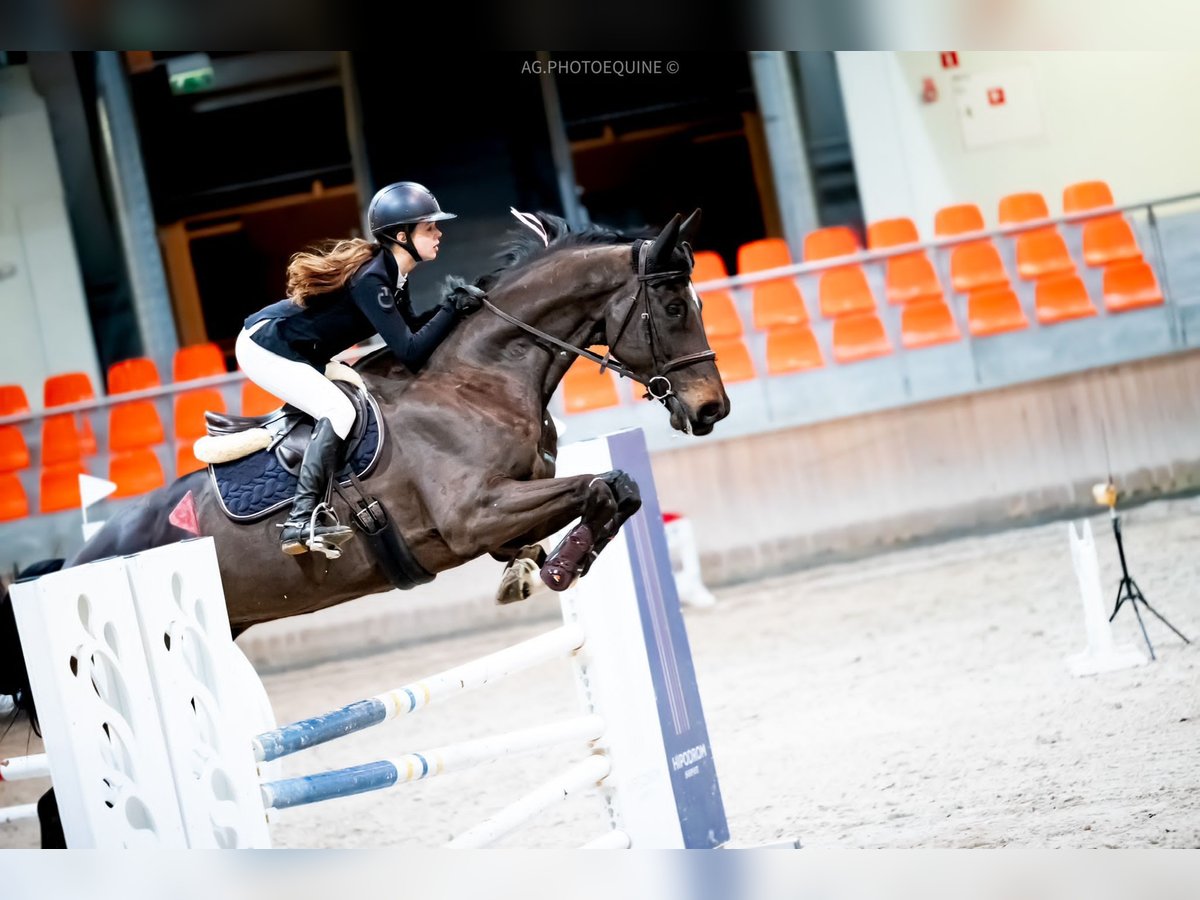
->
[0,208,729,846]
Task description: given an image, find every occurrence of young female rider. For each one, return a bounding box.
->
[235,181,482,557]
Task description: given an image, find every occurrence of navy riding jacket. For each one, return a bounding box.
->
[245,247,459,372]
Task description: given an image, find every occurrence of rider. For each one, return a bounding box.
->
[235,181,483,557]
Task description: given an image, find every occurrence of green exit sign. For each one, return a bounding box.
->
[167,54,214,95]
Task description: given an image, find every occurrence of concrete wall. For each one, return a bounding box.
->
[836,51,1200,234]
[0,65,100,406]
[650,349,1200,585]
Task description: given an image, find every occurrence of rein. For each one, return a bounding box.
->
[479,237,716,403]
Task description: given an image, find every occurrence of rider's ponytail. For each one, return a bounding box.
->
[286,238,378,307]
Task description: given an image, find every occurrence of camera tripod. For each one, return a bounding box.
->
[1107,509,1190,661]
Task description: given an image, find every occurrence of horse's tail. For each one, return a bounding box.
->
[0,558,66,735]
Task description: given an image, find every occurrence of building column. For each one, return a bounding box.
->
[748,51,819,259]
[95,51,178,374]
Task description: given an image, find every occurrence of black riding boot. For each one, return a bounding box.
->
[279,418,355,558]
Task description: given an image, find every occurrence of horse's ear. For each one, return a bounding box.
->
[679,208,702,246]
[649,213,682,269]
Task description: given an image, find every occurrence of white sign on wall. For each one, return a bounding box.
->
[953,67,1044,150]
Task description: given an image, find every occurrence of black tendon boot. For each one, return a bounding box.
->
[279,418,355,558]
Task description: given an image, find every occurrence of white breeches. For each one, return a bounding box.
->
[235,321,356,440]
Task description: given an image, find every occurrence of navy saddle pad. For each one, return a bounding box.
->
[208,392,384,522]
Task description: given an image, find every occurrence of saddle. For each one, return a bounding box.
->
[194,369,385,523]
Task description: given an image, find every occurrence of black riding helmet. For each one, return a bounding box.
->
[367,181,457,262]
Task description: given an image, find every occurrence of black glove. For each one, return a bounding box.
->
[444,280,484,319]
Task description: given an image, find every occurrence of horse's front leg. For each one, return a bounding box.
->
[540,469,641,590]
[432,471,637,592]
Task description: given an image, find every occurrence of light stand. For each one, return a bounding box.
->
[1095,481,1190,661]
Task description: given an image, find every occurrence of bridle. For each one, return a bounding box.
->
[479,238,717,405]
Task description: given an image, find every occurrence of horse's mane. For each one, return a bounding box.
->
[473,213,649,292]
[357,213,650,381]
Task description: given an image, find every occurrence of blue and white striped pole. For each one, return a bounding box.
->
[260,714,605,810]
[252,623,586,763]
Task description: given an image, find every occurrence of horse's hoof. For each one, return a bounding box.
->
[496,557,540,605]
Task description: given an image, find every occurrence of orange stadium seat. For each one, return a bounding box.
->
[867,218,920,250]
[766,325,823,375]
[949,242,1010,293]
[175,389,226,442]
[172,342,226,382]
[109,402,165,451]
[1102,260,1163,313]
[0,472,28,521]
[804,226,860,262]
[901,299,960,349]
[691,251,743,337]
[1062,180,1115,214]
[1062,181,1143,267]
[108,357,160,393]
[711,337,755,383]
[0,384,30,417]
[832,314,891,364]
[0,426,30,472]
[868,217,942,305]
[737,238,809,333]
[1015,229,1075,280]
[1081,216,1141,267]
[1035,274,1096,324]
[701,293,744,341]
[43,372,97,456]
[40,415,83,466]
[173,343,228,449]
[692,250,730,283]
[819,266,877,318]
[737,237,791,273]
[998,192,1075,280]
[967,287,1029,337]
[934,204,986,236]
[241,378,283,416]
[39,462,87,513]
[563,350,620,414]
[109,448,165,498]
[998,192,1050,225]
[107,357,164,451]
[752,281,809,331]
[884,254,943,305]
[176,444,207,478]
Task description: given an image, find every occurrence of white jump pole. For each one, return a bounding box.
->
[0,754,51,782]
[581,829,633,849]
[0,803,38,824]
[446,754,612,848]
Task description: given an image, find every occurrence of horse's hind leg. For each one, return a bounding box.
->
[38,788,65,848]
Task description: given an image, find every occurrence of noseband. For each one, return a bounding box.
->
[479,238,716,405]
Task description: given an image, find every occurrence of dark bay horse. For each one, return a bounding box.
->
[0,210,729,839]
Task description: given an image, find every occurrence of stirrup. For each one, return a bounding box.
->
[278,503,354,559]
[305,502,354,559]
